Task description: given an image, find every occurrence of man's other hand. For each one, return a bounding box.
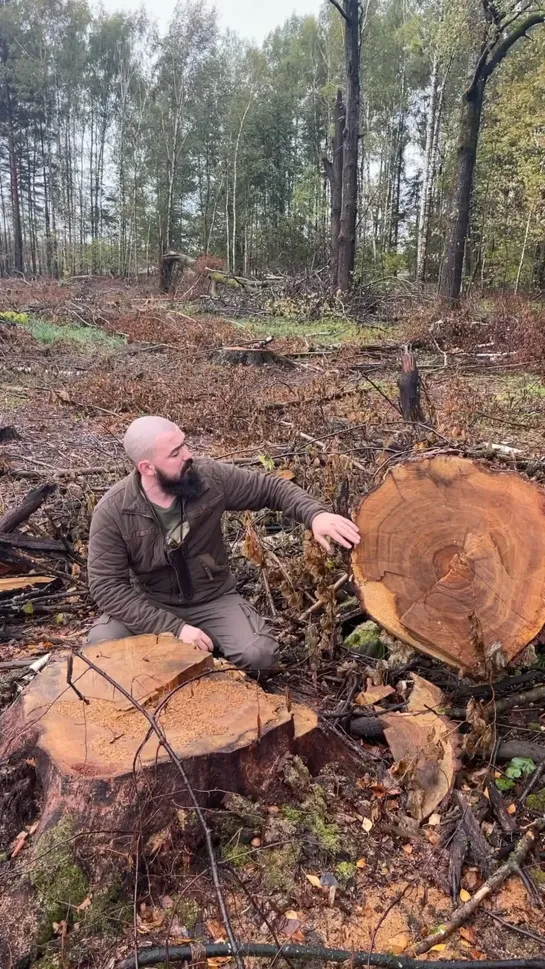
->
[312,512,361,553]
[179,623,214,652]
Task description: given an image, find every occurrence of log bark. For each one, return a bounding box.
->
[0,482,57,533]
[337,0,360,292]
[398,348,424,422]
[352,455,545,671]
[324,89,345,287]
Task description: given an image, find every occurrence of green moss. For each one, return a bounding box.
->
[83,879,132,936]
[33,956,61,969]
[30,817,89,945]
[281,805,305,824]
[530,866,545,885]
[262,843,301,894]
[222,842,251,869]
[344,621,384,658]
[336,861,357,886]
[527,788,545,812]
[0,310,29,324]
[177,898,200,928]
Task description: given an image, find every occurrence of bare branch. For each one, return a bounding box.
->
[485,13,545,76]
[327,0,349,22]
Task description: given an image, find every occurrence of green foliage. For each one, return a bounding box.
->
[21,317,124,349]
[0,311,29,324]
[497,757,536,791]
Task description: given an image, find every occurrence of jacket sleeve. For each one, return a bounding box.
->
[214,462,328,529]
[88,502,184,637]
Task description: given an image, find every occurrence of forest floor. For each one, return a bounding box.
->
[0,276,544,969]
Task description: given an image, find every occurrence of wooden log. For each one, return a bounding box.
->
[0,482,57,533]
[0,532,65,554]
[352,455,545,672]
[398,347,424,423]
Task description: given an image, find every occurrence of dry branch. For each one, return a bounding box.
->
[0,482,57,532]
[405,819,545,956]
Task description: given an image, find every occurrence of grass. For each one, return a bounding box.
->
[232,315,393,345]
[23,317,124,349]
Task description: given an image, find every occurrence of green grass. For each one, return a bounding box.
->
[494,375,545,405]
[22,317,124,349]
[232,315,393,345]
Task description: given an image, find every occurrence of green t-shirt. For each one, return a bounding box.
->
[149,498,189,546]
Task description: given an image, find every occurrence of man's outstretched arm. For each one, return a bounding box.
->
[216,461,361,550]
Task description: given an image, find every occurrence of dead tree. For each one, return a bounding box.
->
[439,2,545,305]
[398,347,424,422]
[327,0,361,292]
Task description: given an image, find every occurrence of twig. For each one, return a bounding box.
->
[298,574,349,621]
[484,911,545,946]
[519,761,545,804]
[74,649,244,969]
[490,685,545,715]
[261,570,277,617]
[404,819,545,956]
[66,654,90,705]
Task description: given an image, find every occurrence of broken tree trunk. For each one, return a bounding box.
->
[0,482,57,533]
[398,347,424,422]
[352,455,545,672]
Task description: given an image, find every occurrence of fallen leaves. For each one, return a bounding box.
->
[362,817,374,833]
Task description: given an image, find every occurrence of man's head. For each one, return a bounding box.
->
[123,416,202,500]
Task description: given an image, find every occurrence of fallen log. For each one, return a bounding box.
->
[0,482,57,533]
[0,532,64,554]
[352,455,545,672]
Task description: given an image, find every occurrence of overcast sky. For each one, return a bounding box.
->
[97,0,323,42]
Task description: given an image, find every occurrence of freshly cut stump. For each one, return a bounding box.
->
[352,455,545,671]
[0,635,324,836]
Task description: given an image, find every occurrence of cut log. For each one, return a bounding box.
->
[0,635,327,839]
[0,482,57,533]
[352,455,545,672]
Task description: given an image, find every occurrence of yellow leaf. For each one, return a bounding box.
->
[362,817,373,833]
[402,844,414,855]
[483,787,489,799]
[356,857,367,869]
[459,889,471,903]
[507,803,517,815]
[285,910,299,921]
[428,813,441,826]
[306,874,322,888]
[430,944,447,952]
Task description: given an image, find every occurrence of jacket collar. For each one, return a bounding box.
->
[121,466,210,516]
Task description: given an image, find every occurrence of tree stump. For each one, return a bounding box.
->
[352,455,545,672]
[0,635,327,838]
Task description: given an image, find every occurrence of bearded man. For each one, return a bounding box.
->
[87,415,360,671]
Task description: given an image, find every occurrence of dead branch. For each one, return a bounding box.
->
[298,573,349,621]
[0,482,57,532]
[405,818,545,956]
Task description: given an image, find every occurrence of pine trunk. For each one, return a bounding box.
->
[337,0,360,293]
[438,80,484,304]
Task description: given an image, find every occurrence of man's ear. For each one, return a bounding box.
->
[138,459,154,477]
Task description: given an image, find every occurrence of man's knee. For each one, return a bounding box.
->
[87,615,134,644]
[237,635,278,672]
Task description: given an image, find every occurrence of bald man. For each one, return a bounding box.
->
[87,416,360,672]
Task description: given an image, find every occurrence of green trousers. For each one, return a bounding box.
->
[87,590,278,671]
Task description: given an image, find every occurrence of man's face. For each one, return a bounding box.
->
[139,428,202,500]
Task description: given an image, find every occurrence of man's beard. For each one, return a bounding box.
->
[156,460,203,502]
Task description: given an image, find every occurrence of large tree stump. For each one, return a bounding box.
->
[352,455,545,672]
[0,635,327,838]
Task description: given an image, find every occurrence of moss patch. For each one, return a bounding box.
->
[527,788,545,812]
[344,621,385,658]
[30,817,89,945]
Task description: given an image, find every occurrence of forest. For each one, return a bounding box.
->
[0,0,544,299]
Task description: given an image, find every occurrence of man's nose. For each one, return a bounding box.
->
[182,446,192,462]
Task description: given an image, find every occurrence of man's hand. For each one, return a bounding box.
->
[179,623,214,652]
[312,512,361,553]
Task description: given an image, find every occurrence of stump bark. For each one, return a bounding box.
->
[352,455,545,671]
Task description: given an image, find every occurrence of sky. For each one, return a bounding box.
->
[98,0,323,42]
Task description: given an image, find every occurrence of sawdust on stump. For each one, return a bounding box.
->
[352,454,545,671]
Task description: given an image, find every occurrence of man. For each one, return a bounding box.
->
[87,416,360,671]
